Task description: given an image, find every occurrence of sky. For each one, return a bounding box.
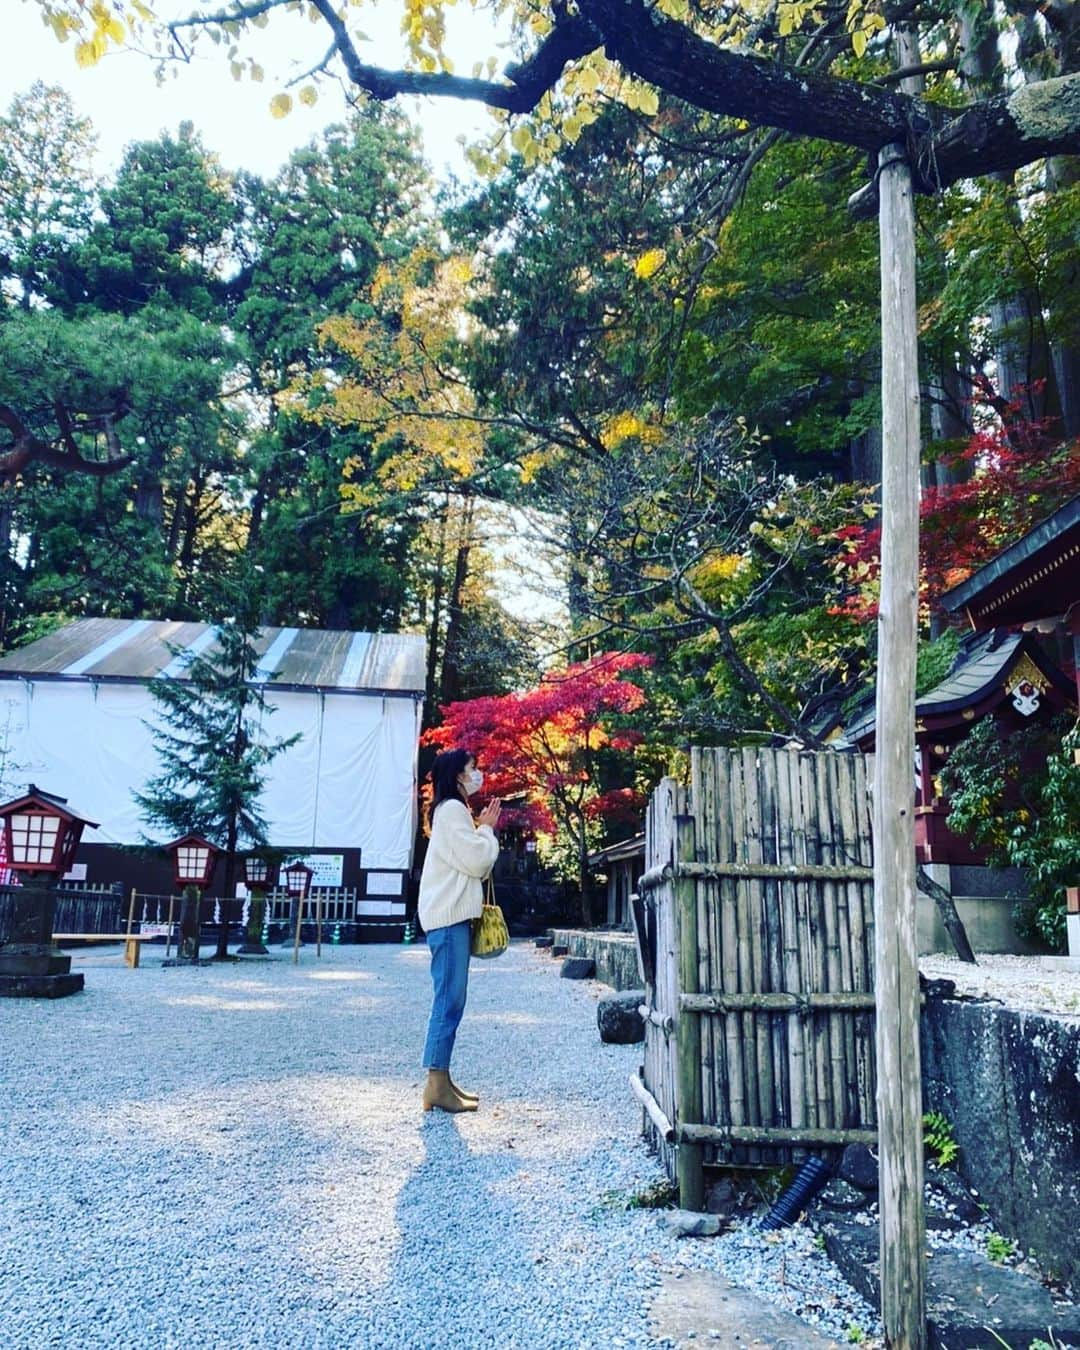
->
[3,0,504,185]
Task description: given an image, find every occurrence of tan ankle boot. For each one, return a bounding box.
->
[449,1075,479,1104]
[422,1069,478,1113]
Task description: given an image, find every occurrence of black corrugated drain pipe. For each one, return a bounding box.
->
[758,1155,832,1231]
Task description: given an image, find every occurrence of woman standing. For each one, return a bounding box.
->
[418,748,502,1113]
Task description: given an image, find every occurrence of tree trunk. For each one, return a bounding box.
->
[958,11,1056,427]
[424,494,449,722]
[575,808,592,927]
[915,864,977,964]
[439,496,474,706]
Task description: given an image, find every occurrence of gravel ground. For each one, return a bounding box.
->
[0,939,878,1350]
[920,952,1080,1018]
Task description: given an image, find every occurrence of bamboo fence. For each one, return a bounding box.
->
[633,747,877,1192]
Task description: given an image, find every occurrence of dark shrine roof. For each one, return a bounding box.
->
[588,833,646,867]
[841,629,1075,748]
[940,495,1080,629]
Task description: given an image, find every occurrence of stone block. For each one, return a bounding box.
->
[597,989,645,1043]
[534,935,554,948]
[839,1142,879,1192]
[560,956,595,979]
[551,944,569,958]
[816,1178,867,1212]
[822,1214,1080,1348]
[660,1209,723,1238]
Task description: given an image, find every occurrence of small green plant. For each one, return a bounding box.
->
[814,1232,827,1251]
[846,1324,866,1343]
[922,1110,959,1168]
[603,1179,678,1211]
[986,1231,1017,1264]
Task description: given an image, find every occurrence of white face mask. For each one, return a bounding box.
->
[462,768,483,796]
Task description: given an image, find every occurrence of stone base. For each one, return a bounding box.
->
[822,1215,1080,1347]
[236,942,270,956]
[160,958,213,968]
[0,949,73,977]
[1041,954,1080,973]
[0,970,84,998]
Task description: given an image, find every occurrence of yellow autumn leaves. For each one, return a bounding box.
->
[43,1,146,68]
[778,0,886,57]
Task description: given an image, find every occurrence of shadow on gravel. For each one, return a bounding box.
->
[386,1116,528,1338]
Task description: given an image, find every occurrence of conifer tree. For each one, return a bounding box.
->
[135,573,299,959]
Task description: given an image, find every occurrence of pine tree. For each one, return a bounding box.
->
[135,576,299,959]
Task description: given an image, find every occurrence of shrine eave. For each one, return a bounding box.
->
[842,630,1076,749]
[940,495,1080,630]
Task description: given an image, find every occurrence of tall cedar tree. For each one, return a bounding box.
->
[135,583,299,958]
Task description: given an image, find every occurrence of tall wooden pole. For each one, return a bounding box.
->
[874,140,926,1349]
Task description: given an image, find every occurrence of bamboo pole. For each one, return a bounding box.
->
[679,1123,878,1148]
[639,860,874,887]
[316,889,323,958]
[629,1071,676,1143]
[126,887,136,940]
[639,1003,675,1033]
[674,812,705,1210]
[681,992,878,1012]
[293,895,303,965]
[165,894,175,958]
[876,139,926,1349]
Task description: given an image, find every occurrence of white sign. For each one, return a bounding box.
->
[365,871,403,896]
[357,899,406,916]
[62,863,88,881]
[296,854,344,888]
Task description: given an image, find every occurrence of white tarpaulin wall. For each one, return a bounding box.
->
[0,679,422,869]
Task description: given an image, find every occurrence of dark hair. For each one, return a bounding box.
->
[430,748,474,813]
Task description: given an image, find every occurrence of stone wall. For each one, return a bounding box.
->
[921,988,1080,1288]
[549,928,641,991]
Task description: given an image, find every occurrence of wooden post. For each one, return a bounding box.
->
[316,889,323,958]
[125,887,136,940]
[674,812,705,1211]
[165,894,175,958]
[293,895,303,965]
[875,141,926,1349]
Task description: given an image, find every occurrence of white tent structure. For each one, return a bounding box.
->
[0,619,426,910]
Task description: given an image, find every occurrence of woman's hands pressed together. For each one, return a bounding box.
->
[477,798,502,830]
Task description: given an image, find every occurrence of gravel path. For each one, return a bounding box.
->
[920,952,1080,1018]
[0,940,876,1349]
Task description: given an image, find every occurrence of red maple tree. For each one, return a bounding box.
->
[829,408,1080,624]
[424,651,652,921]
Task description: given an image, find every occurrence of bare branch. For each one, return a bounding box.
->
[0,401,134,482]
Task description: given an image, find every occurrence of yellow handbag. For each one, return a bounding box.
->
[471,878,509,959]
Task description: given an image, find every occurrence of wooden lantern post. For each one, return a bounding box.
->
[164,834,219,964]
[0,786,98,999]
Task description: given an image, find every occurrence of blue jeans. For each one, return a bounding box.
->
[422,920,472,1070]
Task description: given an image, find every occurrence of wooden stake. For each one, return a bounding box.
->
[165,895,175,959]
[674,812,705,1210]
[875,140,926,1349]
[293,896,303,965]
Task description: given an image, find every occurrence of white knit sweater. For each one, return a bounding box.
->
[417,798,500,932]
